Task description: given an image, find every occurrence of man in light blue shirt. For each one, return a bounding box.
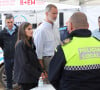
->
[0,14,18,90]
[34,4,60,83]
[92,16,100,40]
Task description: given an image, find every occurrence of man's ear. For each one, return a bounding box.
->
[70,22,74,32]
[68,22,73,33]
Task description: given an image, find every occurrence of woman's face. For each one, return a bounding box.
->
[25,24,33,39]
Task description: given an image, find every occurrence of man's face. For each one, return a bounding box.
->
[98,18,100,28]
[47,7,58,22]
[5,18,14,30]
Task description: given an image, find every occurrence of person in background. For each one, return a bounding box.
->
[92,16,100,40]
[14,22,42,90]
[48,12,100,90]
[34,4,60,84]
[0,14,18,90]
[59,26,69,41]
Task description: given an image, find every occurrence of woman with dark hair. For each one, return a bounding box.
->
[14,22,42,90]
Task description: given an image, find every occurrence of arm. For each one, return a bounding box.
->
[48,45,66,89]
[34,30,45,67]
[34,30,48,78]
[39,59,44,69]
[33,28,48,76]
[39,59,48,79]
[34,29,44,60]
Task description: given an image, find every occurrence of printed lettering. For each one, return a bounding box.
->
[78,47,100,60]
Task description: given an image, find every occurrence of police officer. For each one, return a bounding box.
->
[48,12,100,90]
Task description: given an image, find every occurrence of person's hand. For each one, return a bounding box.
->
[40,71,48,80]
[43,70,48,78]
[40,72,46,80]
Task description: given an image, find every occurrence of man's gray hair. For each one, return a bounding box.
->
[45,4,57,12]
[5,14,14,20]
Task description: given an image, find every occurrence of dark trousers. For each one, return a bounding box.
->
[4,59,14,89]
[19,83,38,90]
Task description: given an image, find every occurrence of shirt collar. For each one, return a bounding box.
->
[43,20,54,27]
[6,25,16,35]
[6,25,16,31]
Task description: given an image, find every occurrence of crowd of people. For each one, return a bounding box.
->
[0,4,100,90]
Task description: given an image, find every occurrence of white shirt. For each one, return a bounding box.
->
[34,21,60,59]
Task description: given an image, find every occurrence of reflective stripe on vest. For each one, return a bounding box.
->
[62,37,100,70]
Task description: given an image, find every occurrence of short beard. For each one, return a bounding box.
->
[48,17,56,23]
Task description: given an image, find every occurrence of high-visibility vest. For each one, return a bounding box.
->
[62,37,100,70]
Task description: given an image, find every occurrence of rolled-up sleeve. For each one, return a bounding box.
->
[34,30,44,59]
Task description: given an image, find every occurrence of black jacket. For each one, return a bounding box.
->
[49,29,100,90]
[0,24,18,59]
[14,40,42,83]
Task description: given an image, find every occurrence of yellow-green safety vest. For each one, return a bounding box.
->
[62,37,100,67]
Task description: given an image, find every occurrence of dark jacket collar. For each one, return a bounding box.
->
[69,29,91,38]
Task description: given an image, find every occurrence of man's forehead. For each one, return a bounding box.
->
[6,18,14,22]
[50,7,57,11]
[6,18,14,21]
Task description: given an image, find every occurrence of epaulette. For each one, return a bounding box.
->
[61,38,71,46]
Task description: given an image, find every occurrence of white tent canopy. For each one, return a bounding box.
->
[45,0,100,6]
[0,0,100,30]
[0,0,80,12]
